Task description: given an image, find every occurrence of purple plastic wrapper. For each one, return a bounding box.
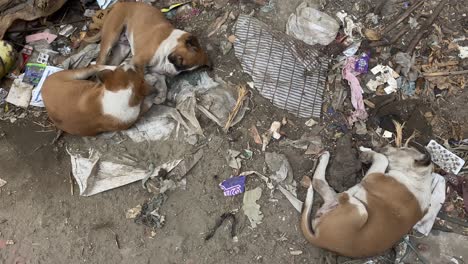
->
[355,52,370,74]
[219,176,246,197]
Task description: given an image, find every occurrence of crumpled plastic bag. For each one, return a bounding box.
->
[286,2,339,46]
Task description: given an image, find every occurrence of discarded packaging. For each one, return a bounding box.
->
[58,24,76,37]
[413,173,446,236]
[219,176,246,196]
[97,0,117,9]
[25,32,57,44]
[6,76,33,108]
[342,57,368,124]
[242,187,263,228]
[30,66,63,107]
[68,148,182,196]
[286,2,339,46]
[234,15,328,119]
[22,63,46,86]
[367,65,400,94]
[355,52,370,74]
[426,140,465,175]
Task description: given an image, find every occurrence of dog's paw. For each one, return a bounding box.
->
[359,146,373,152]
[319,151,330,161]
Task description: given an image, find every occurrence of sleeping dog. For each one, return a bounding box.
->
[281,145,433,257]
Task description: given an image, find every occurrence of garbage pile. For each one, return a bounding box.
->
[0,0,467,262]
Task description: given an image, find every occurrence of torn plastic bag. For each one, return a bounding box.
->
[286,2,339,46]
[234,15,329,119]
[68,148,182,196]
[167,72,249,134]
[60,44,100,69]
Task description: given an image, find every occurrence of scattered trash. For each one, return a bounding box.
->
[355,52,370,74]
[134,194,167,229]
[394,52,418,81]
[289,250,303,256]
[22,63,46,86]
[414,173,446,236]
[342,56,368,124]
[6,76,34,108]
[458,46,468,59]
[0,178,6,188]
[249,125,262,145]
[30,66,63,107]
[265,152,297,195]
[240,171,274,190]
[58,24,76,37]
[234,15,328,119]
[286,2,339,46]
[219,176,246,196]
[305,118,317,127]
[36,53,49,64]
[343,41,361,57]
[242,187,263,228]
[426,140,465,175]
[68,148,182,196]
[367,65,400,94]
[126,205,142,219]
[25,32,57,44]
[226,149,242,170]
[60,43,100,69]
[205,213,237,241]
[261,121,282,151]
[97,0,117,9]
[168,72,249,135]
[0,88,8,104]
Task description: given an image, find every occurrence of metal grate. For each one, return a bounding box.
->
[234,15,329,119]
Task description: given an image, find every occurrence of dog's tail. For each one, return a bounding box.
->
[300,178,322,245]
[83,31,102,43]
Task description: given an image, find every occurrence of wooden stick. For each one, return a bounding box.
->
[423,69,468,77]
[381,0,424,35]
[406,0,448,54]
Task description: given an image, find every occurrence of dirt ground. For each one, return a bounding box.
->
[1,0,468,263]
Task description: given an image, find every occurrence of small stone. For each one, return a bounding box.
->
[290,250,303,256]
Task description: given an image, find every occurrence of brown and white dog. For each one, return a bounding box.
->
[42,64,153,136]
[87,2,211,103]
[281,145,433,258]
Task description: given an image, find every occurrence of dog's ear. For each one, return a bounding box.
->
[185,35,200,52]
[96,69,114,84]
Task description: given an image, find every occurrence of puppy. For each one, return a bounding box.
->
[95,2,211,72]
[281,145,433,257]
[86,2,211,104]
[42,64,153,136]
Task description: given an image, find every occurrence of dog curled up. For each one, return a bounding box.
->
[42,64,154,137]
[281,144,433,257]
